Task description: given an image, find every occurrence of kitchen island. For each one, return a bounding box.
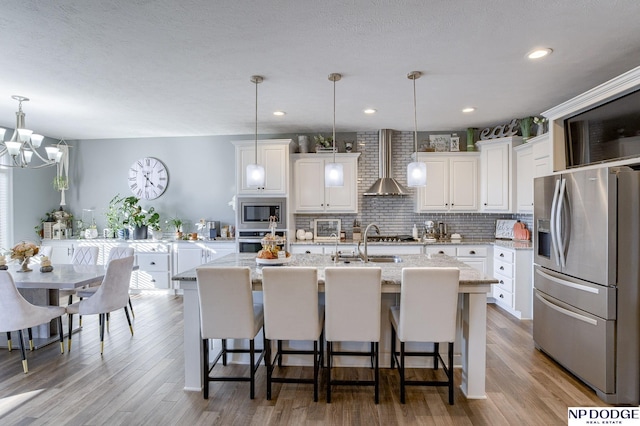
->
[173,252,497,399]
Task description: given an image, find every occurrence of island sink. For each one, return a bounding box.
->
[331,253,403,263]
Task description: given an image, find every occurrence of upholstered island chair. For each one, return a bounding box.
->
[389,267,460,404]
[0,271,66,373]
[196,266,265,400]
[324,267,382,404]
[66,256,135,354]
[261,267,324,402]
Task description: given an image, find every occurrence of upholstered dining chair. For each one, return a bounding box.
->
[66,256,135,354]
[324,267,382,404]
[389,267,460,404]
[261,267,324,402]
[76,246,135,326]
[59,246,100,307]
[196,266,265,400]
[0,271,65,373]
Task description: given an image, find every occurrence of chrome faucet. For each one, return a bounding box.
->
[358,223,380,262]
[330,233,339,264]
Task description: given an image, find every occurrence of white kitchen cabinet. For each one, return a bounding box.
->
[414,153,479,212]
[233,139,291,195]
[173,241,236,277]
[426,244,491,275]
[531,134,552,177]
[41,240,104,264]
[477,137,522,212]
[290,244,357,256]
[492,246,533,319]
[366,245,422,255]
[131,242,171,290]
[514,143,534,213]
[292,153,359,213]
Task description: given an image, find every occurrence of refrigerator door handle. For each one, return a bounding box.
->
[556,178,567,268]
[535,268,600,295]
[535,292,598,326]
[550,178,562,266]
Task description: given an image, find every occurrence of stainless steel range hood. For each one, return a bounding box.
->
[364,129,410,196]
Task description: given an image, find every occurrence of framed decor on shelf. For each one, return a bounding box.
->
[429,134,451,152]
[450,136,460,152]
[313,219,341,241]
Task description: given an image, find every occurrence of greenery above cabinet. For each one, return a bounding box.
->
[292,153,360,213]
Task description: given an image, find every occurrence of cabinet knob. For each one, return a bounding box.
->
[499,294,504,298]
[469,250,476,255]
[150,261,156,265]
[499,253,504,257]
[445,203,448,206]
[499,266,504,270]
[438,250,444,254]
[451,203,454,206]
[484,203,487,206]
[499,280,504,284]
[305,250,311,254]
[151,279,156,283]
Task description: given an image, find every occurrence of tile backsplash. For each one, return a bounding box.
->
[294,130,532,240]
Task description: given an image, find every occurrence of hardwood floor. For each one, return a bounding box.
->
[0,294,608,425]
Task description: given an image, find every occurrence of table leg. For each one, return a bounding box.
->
[183,286,203,391]
[460,292,488,399]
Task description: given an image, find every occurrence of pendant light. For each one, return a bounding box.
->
[406,71,427,187]
[246,75,265,188]
[325,73,344,187]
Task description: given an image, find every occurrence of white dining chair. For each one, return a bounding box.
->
[261,267,324,402]
[60,246,100,307]
[325,267,382,404]
[389,267,460,404]
[66,256,135,354]
[196,266,265,400]
[0,271,66,373]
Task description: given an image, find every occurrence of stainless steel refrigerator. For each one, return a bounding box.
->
[533,165,640,405]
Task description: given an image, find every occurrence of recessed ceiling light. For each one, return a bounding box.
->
[363,108,377,114]
[527,48,553,59]
[273,111,286,116]
[462,107,476,113]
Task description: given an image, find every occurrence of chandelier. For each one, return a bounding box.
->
[0,95,64,169]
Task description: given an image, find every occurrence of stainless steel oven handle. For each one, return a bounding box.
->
[535,292,597,326]
[556,178,567,268]
[550,178,561,266]
[535,268,599,294]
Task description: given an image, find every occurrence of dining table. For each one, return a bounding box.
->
[2,263,108,349]
[173,252,497,400]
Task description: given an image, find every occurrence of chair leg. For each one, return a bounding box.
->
[400,341,406,404]
[374,341,379,404]
[6,332,12,352]
[390,324,396,369]
[370,341,375,369]
[128,297,135,318]
[106,312,110,332]
[67,313,74,352]
[203,338,209,399]
[79,297,83,327]
[27,328,34,351]
[18,330,28,373]
[222,339,227,366]
[326,341,332,403]
[265,337,272,400]
[249,339,255,399]
[434,342,440,370]
[124,306,134,336]
[99,313,105,355]
[313,340,319,402]
[448,342,454,405]
[277,340,283,367]
[68,294,73,306]
[58,317,64,354]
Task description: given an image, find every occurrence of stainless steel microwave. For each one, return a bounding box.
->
[237,197,286,230]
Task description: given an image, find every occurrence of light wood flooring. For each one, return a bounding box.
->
[0,294,608,425]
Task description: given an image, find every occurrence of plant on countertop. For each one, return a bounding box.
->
[167,217,184,239]
[121,196,160,231]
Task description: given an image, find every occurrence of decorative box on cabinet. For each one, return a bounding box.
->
[476,137,522,212]
[414,152,479,212]
[233,139,291,195]
[492,245,533,319]
[292,153,359,213]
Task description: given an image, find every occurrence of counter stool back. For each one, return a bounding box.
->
[325,267,382,403]
[261,267,324,402]
[390,267,459,404]
[196,266,264,400]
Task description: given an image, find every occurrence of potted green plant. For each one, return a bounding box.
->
[313,134,333,152]
[104,195,125,239]
[121,196,160,240]
[168,217,184,240]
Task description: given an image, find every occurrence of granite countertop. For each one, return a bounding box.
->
[172,252,498,287]
[290,238,533,250]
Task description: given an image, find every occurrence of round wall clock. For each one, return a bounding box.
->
[128,157,169,200]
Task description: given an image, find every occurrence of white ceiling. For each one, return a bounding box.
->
[1,0,640,141]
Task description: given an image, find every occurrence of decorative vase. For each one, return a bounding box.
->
[536,122,546,136]
[117,228,130,240]
[18,256,32,273]
[298,135,310,153]
[466,128,477,151]
[133,225,148,240]
[175,231,183,240]
[520,117,533,141]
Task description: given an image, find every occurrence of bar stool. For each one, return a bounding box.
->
[389,267,460,404]
[196,266,264,400]
[261,267,324,402]
[325,267,382,404]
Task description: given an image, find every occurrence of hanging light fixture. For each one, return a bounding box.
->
[246,75,265,188]
[1,95,64,169]
[325,73,344,187]
[406,71,427,187]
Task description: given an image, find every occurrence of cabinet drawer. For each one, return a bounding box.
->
[493,286,514,308]
[425,246,456,256]
[494,259,513,277]
[136,271,170,289]
[495,274,514,293]
[136,253,170,271]
[494,247,514,262]
[456,246,487,257]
